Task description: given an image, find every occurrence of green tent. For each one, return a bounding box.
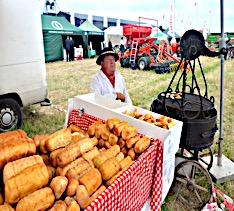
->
[41,15,84,62]
[78,20,104,57]
[78,20,104,35]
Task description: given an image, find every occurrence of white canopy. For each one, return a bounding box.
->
[104,26,126,47]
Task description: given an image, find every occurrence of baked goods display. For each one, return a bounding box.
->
[123,108,175,129]
[0,118,151,210]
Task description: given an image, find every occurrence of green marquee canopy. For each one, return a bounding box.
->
[78,20,104,35]
[41,15,84,35]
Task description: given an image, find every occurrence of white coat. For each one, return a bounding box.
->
[90,70,132,104]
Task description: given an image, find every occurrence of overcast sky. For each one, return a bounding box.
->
[54,0,233,34]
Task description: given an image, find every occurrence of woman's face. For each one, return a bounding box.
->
[101,55,116,76]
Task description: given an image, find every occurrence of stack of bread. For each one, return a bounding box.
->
[0,118,151,211]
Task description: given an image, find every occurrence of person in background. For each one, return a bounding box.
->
[108,40,113,49]
[69,37,75,61]
[65,36,71,62]
[119,37,125,56]
[90,47,132,104]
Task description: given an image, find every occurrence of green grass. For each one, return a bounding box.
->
[22,57,234,208]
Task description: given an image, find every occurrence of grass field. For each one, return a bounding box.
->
[22,57,234,209]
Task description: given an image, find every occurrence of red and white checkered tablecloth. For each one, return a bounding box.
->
[68,109,163,211]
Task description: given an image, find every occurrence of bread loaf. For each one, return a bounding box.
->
[45,128,71,151]
[82,147,100,164]
[48,200,67,211]
[16,187,55,211]
[106,118,120,130]
[66,178,79,197]
[50,147,65,167]
[5,162,49,204]
[0,138,36,170]
[76,185,91,209]
[66,160,91,180]
[121,126,137,140]
[99,157,120,180]
[0,203,14,211]
[59,157,85,176]
[79,168,102,196]
[126,135,140,149]
[50,176,68,199]
[108,133,118,146]
[0,129,27,143]
[113,122,128,137]
[33,134,49,149]
[119,156,133,170]
[67,200,80,211]
[134,136,150,153]
[93,145,120,168]
[3,155,43,184]
[90,185,106,202]
[106,165,130,186]
[56,138,98,167]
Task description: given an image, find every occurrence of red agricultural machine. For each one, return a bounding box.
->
[120,24,181,73]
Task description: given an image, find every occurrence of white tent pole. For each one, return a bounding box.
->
[217,0,225,166]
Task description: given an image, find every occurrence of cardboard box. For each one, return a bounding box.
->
[65,93,183,204]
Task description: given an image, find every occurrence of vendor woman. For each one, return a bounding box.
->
[90,47,132,104]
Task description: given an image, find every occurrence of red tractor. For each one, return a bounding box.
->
[120,24,182,72]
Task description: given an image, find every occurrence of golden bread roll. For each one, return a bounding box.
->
[126,135,140,149]
[0,138,36,170]
[0,192,3,205]
[98,125,110,140]
[104,141,111,149]
[121,126,137,140]
[98,139,105,147]
[50,176,68,199]
[108,133,118,146]
[66,160,91,180]
[47,165,56,180]
[93,145,120,168]
[118,138,125,148]
[90,185,106,202]
[87,121,102,137]
[56,137,98,167]
[5,163,49,204]
[106,118,120,131]
[79,137,98,154]
[71,132,85,142]
[39,136,49,154]
[64,196,74,206]
[41,154,50,165]
[69,124,85,134]
[50,147,65,167]
[99,157,120,180]
[45,128,72,152]
[0,129,27,143]
[48,200,67,211]
[3,155,43,184]
[33,134,49,149]
[66,178,79,197]
[106,164,131,186]
[120,146,128,156]
[0,203,14,211]
[67,200,80,211]
[113,122,128,137]
[128,148,136,160]
[59,157,85,176]
[79,168,102,196]
[119,156,133,170]
[134,136,151,153]
[76,185,91,209]
[16,187,55,211]
[82,147,100,164]
[116,152,125,162]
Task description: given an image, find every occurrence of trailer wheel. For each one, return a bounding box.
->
[138,57,148,70]
[0,98,22,132]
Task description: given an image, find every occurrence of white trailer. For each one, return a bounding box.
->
[0,0,50,132]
